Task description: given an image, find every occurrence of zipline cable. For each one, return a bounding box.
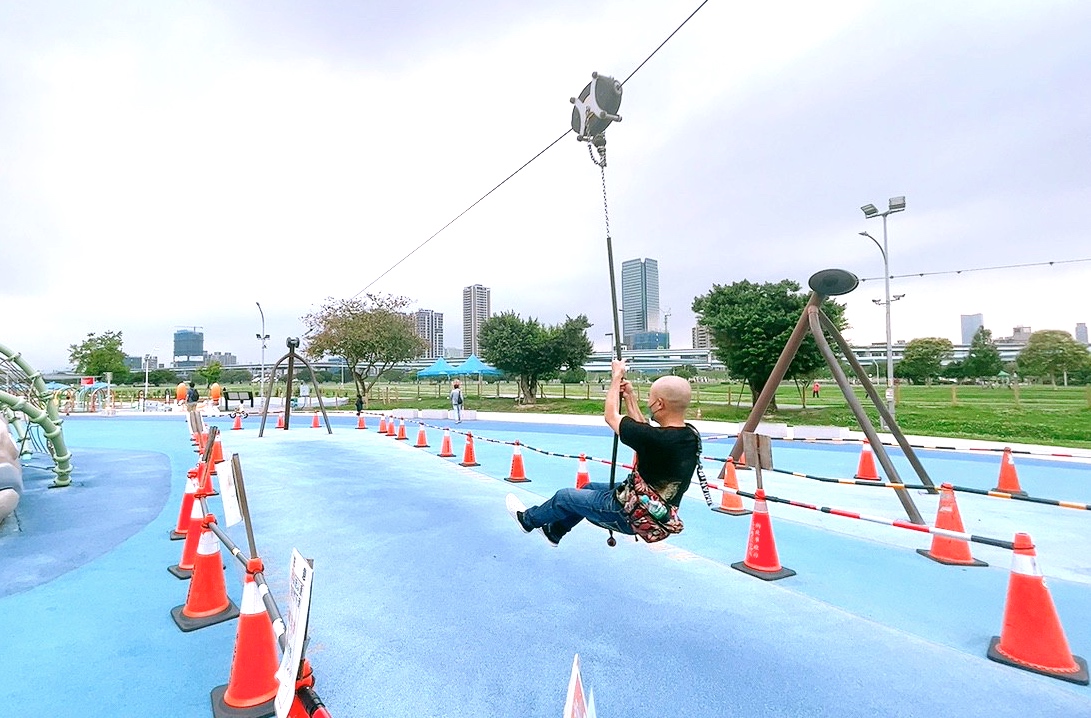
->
[353,0,710,297]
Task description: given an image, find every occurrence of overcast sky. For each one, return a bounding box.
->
[3,1,1089,371]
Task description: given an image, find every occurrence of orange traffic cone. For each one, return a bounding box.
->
[916,484,987,566]
[713,458,751,516]
[460,433,480,467]
[414,423,429,448]
[276,413,285,429]
[396,419,408,440]
[575,453,591,488]
[231,413,243,431]
[170,470,200,540]
[386,416,397,437]
[171,516,240,632]
[438,428,455,457]
[196,460,216,497]
[210,564,279,717]
[357,414,367,430]
[731,489,795,581]
[378,415,387,433]
[312,413,320,428]
[854,440,880,481]
[211,439,225,470]
[169,499,205,579]
[993,447,1026,496]
[285,660,320,718]
[505,441,530,483]
[987,533,1088,684]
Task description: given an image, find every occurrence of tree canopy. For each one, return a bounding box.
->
[895,337,953,384]
[478,313,593,404]
[1016,330,1091,386]
[691,280,846,409]
[193,361,223,388]
[68,330,132,384]
[963,326,1004,380]
[302,294,426,400]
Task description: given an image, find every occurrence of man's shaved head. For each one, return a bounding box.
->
[651,375,692,411]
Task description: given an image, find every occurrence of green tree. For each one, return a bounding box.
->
[301,294,426,401]
[219,368,255,384]
[193,361,223,388]
[68,330,131,384]
[553,315,594,373]
[478,313,593,404]
[1016,330,1091,387]
[672,365,698,380]
[691,280,847,410]
[895,337,953,385]
[963,327,1004,380]
[560,367,587,384]
[147,368,181,386]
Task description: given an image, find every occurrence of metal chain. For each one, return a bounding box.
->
[595,143,611,242]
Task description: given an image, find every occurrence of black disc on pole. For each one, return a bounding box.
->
[808,268,859,297]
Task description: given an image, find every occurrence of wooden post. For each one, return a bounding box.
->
[739,431,773,490]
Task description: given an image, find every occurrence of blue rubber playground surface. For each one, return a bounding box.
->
[2,411,1090,717]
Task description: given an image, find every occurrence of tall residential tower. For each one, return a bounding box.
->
[620,258,661,348]
[462,284,491,357]
[414,309,444,359]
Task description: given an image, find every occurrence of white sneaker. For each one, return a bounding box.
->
[505,494,531,533]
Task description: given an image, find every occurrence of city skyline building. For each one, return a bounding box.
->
[1077,322,1088,345]
[172,328,204,369]
[462,284,491,357]
[206,351,237,366]
[691,323,713,350]
[960,313,984,345]
[621,257,660,348]
[414,309,445,359]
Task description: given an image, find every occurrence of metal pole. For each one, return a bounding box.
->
[143,355,149,412]
[883,213,895,423]
[256,302,267,395]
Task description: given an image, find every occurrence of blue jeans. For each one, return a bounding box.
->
[522,482,635,539]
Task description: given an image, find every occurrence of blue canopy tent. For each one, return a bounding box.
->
[452,354,501,398]
[416,357,458,378]
[451,354,501,377]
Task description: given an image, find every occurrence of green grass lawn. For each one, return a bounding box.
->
[355,381,1091,449]
[114,379,1088,449]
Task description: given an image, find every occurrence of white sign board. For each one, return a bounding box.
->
[274,549,314,718]
[219,458,242,528]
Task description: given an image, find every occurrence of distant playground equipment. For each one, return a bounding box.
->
[257,337,332,436]
[0,341,73,487]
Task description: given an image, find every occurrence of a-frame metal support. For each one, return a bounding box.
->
[258,338,333,437]
[726,270,937,525]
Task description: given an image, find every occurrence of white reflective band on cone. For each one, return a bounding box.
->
[196,528,220,555]
[241,579,264,614]
[1011,552,1040,577]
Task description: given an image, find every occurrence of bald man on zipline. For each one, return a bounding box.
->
[507,359,702,546]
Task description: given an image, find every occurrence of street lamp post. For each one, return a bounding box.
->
[255,302,270,394]
[859,195,906,427]
[143,354,150,412]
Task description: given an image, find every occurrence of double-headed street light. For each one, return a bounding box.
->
[256,302,270,393]
[859,195,906,426]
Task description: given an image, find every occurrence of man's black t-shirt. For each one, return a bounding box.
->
[618,416,699,506]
